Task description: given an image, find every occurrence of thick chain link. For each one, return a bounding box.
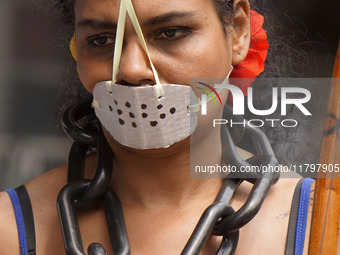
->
[57,100,279,255]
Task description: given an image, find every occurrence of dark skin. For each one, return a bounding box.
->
[0,0,316,254]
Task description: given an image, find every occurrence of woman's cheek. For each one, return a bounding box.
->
[184,41,230,78]
[77,58,112,94]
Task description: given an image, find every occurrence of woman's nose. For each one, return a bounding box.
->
[115,41,156,86]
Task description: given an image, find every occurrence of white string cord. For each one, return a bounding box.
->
[111,0,164,98]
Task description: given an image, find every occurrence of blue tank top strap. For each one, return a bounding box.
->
[285,178,314,255]
[6,185,36,255]
[294,178,314,255]
[6,188,29,255]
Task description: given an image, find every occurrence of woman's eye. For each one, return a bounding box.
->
[88,35,114,48]
[155,28,191,40]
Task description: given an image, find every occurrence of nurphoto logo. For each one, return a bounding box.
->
[199,82,312,128]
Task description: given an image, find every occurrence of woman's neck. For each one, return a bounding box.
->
[105,126,224,210]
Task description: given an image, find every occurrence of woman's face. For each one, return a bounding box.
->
[73,0,242,92]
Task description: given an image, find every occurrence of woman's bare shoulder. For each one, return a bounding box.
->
[232,177,304,254]
[25,163,68,202]
[0,164,68,254]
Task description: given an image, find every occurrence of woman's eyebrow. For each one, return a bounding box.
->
[76,11,196,30]
[77,19,116,30]
[143,11,197,27]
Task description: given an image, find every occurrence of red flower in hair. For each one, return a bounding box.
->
[228,10,269,101]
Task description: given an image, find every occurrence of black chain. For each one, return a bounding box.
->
[57,100,279,255]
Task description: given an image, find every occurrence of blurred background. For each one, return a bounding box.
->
[0,0,72,190]
[0,0,339,190]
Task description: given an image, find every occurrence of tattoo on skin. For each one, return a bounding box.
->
[276,211,290,219]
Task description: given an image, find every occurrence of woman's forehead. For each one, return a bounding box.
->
[74,0,214,22]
